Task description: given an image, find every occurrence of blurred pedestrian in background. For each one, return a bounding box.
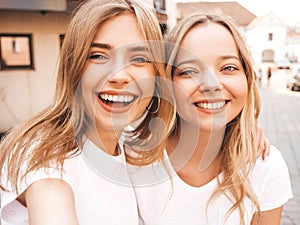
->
[267,67,272,86]
[256,68,263,88]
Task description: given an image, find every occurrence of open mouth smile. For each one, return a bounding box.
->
[96,92,137,112]
[99,93,135,105]
[194,101,226,110]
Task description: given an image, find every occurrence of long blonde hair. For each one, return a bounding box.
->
[0,0,175,192]
[166,13,261,224]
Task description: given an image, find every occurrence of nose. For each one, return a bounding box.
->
[198,70,223,93]
[107,66,131,85]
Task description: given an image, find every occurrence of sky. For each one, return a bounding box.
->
[176,0,300,26]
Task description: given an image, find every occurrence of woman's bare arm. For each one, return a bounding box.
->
[24,178,79,225]
[251,206,283,225]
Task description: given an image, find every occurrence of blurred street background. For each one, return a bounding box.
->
[258,68,300,224]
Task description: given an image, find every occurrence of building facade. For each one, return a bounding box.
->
[246,12,289,66]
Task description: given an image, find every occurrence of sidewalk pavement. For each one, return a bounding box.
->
[258,70,300,225]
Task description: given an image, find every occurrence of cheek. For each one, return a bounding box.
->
[173,79,197,116]
[80,81,95,119]
[80,64,107,118]
[81,66,98,93]
[174,86,187,107]
[233,76,248,102]
[132,66,156,97]
[173,78,196,103]
[129,69,156,121]
[82,62,112,86]
[137,82,155,115]
[173,79,187,102]
[225,75,248,117]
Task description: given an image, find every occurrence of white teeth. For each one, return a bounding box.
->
[196,101,225,110]
[99,94,134,103]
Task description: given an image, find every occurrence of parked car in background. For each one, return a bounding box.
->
[286,68,300,91]
[276,58,292,70]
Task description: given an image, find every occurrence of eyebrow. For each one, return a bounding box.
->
[176,54,240,67]
[90,42,112,50]
[220,55,240,61]
[175,58,204,68]
[90,43,150,54]
[130,46,150,52]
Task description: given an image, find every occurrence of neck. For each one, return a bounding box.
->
[167,121,225,187]
[168,121,225,172]
[85,126,122,156]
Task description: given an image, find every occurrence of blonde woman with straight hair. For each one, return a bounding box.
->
[0,0,175,224]
[134,13,292,225]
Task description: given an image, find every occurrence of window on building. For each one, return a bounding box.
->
[0,34,34,70]
[154,0,166,11]
[262,49,274,62]
[268,33,273,41]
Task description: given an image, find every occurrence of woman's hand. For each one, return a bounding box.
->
[256,125,270,160]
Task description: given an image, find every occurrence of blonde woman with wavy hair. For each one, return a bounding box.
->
[134,13,292,225]
[0,0,176,224]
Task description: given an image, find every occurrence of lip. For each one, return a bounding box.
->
[193,99,228,114]
[95,90,138,113]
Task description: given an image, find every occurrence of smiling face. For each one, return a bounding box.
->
[173,22,248,131]
[80,13,156,136]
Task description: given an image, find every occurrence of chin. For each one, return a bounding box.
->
[198,119,227,132]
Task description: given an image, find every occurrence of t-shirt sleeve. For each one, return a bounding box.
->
[0,166,63,224]
[256,145,293,211]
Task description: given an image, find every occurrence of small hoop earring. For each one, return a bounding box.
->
[146,95,160,114]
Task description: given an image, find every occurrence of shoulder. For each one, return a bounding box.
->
[1,149,82,200]
[255,145,286,166]
[251,145,291,188]
[253,145,290,179]
[24,178,78,224]
[252,145,293,211]
[0,178,77,224]
[26,178,75,202]
[0,155,82,224]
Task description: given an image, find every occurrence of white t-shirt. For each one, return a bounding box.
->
[133,145,293,225]
[0,139,139,225]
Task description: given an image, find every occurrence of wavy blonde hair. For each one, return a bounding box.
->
[0,0,175,193]
[165,13,261,224]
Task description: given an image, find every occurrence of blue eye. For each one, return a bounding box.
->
[88,53,109,64]
[223,65,238,72]
[131,56,151,64]
[178,69,197,76]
